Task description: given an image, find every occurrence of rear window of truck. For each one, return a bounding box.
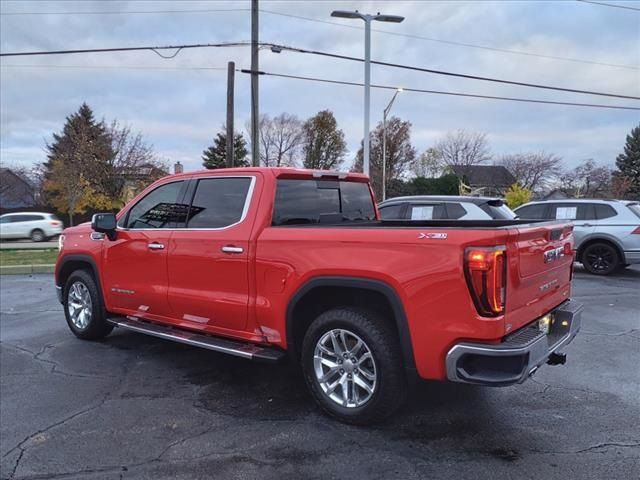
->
[273,179,376,225]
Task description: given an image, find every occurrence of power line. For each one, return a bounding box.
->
[0,8,250,16]
[2,41,638,100]
[243,69,640,111]
[1,64,227,71]
[260,9,640,71]
[0,42,251,58]
[273,44,640,101]
[576,0,640,12]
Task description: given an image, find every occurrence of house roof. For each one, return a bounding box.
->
[451,165,516,187]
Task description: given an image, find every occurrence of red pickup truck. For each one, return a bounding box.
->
[55,168,582,424]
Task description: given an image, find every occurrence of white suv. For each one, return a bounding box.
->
[515,199,640,275]
[0,212,64,242]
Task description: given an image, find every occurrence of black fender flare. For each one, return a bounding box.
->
[286,276,417,376]
[56,254,103,304]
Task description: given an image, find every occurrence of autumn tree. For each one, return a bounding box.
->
[353,116,416,200]
[256,113,303,167]
[410,148,443,178]
[615,124,640,199]
[202,127,249,169]
[301,110,347,170]
[434,129,491,168]
[497,151,562,193]
[504,183,532,209]
[43,103,115,225]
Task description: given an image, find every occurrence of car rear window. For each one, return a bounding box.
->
[626,203,640,219]
[594,204,617,220]
[273,179,376,225]
[445,203,467,219]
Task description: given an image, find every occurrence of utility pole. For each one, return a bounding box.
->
[226,61,235,168]
[251,0,260,167]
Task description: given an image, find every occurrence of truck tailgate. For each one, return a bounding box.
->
[505,222,574,335]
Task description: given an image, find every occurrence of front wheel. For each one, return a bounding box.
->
[301,307,407,425]
[582,242,620,275]
[63,270,114,340]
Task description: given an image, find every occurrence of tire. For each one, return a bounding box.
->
[301,307,407,425]
[63,270,114,340]
[30,229,45,242]
[581,242,620,275]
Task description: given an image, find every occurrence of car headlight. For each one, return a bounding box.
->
[58,234,65,252]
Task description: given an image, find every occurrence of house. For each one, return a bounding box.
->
[0,167,37,211]
[451,165,516,197]
[120,162,169,203]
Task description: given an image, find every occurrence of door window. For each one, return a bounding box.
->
[186,177,253,228]
[516,204,548,219]
[121,181,186,229]
[379,204,405,220]
[594,204,617,220]
[551,203,595,220]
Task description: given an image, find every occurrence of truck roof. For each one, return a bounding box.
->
[163,167,369,182]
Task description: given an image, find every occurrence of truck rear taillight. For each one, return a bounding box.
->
[464,246,506,317]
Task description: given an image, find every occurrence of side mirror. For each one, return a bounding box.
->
[91,213,117,240]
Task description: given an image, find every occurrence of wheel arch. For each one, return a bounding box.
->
[56,255,103,304]
[576,236,625,264]
[286,276,417,378]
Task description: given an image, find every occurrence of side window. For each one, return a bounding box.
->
[517,204,548,220]
[409,203,446,220]
[122,181,186,229]
[187,177,253,228]
[0,216,10,224]
[553,203,595,220]
[379,204,405,220]
[445,203,467,219]
[594,204,617,220]
[11,215,27,223]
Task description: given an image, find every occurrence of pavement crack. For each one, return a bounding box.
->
[573,441,640,453]
[529,378,594,395]
[581,329,639,338]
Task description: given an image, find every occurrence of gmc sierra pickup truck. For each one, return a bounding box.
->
[55,168,582,424]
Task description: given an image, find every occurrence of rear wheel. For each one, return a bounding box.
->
[301,307,407,425]
[30,229,45,242]
[63,270,113,340]
[582,242,619,275]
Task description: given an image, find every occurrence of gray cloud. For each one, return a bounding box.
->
[1,0,639,173]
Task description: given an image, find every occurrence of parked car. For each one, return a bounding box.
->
[0,212,63,242]
[55,168,582,424]
[515,199,640,275]
[378,195,517,220]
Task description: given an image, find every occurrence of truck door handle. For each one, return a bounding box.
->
[221,246,244,254]
[148,242,165,250]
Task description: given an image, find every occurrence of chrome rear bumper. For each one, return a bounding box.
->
[446,300,583,386]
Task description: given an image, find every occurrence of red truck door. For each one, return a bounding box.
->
[103,180,187,319]
[167,175,257,333]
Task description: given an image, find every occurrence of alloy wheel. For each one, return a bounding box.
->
[585,245,615,273]
[313,329,377,408]
[67,281,93,329]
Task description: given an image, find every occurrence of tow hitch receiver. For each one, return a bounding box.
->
[547,352,567,366]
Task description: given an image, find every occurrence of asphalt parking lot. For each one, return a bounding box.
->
[1,267,639,480]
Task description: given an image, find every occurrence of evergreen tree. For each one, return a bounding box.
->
[202,129,249,169]
[615,124,640,199]
[301,110,347,170]
[43,103,115,225]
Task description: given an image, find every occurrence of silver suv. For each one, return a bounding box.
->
[378,196,517,221]
[515,199,640,275]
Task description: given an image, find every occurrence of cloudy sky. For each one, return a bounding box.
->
[1,0,639,173]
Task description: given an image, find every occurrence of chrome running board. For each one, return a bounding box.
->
[107,316,285,363]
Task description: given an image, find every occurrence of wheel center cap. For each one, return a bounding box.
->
[343,359,356,373]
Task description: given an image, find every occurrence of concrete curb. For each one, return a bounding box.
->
[0,264,55,275]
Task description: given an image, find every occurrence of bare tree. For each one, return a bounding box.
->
[497,151,562,193]
[257,113,303,167]
[559,159,612,198]
[434,129,491,168]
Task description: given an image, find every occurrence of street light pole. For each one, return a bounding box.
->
[382,88,402,201]
[331,10,404,179]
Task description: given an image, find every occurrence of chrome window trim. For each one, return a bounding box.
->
[117,175,257,232]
